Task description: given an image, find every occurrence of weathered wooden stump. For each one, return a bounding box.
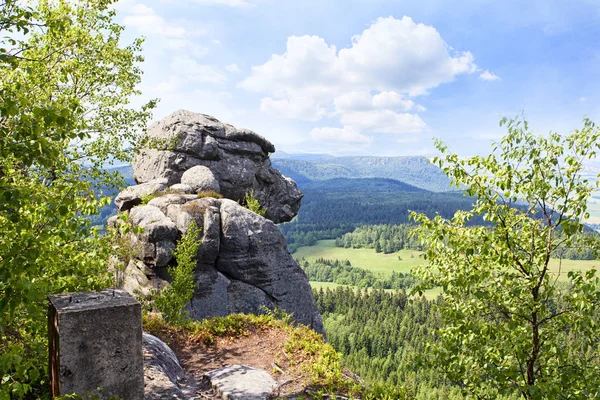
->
[48,289,143,399]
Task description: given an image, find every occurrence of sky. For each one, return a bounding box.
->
[113,0,600,157]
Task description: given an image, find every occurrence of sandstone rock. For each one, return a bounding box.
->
[147,193,197,215]
[129,206,178,266]
[112,110,323,336]
[115,179,169,212]
[123,260,168,298]
[143,333,197,400]
[181,165,220,193]
[122,199,324,335]
[130,205,178,243]
[131,110,302,223]
[169,183,194,194]
[215,200,323,334]
[204,365,277,400]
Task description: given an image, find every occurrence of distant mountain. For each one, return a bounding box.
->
[302,178,426,193]
[106,164,136,186]
[272,155,451,192]
[271,151,335,161]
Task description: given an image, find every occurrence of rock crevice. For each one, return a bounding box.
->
[116,111,323,335]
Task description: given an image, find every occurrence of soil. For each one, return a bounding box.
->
[162,327,312,399]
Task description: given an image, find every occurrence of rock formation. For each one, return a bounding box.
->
[114,111,324,335]
[125,109,302,224]
[143,333,197,399]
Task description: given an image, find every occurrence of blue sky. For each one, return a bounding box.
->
[114,0,600,157]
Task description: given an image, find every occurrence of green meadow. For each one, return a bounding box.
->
[297,240,599,292]
[294,240,423,276]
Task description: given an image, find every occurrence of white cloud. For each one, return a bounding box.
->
[580,96,587,102]
[333,91,421,112]
[170,56,228,84]
[479,70,501,81]
[340,110,426,134]
[186,0,255,8]
[372,91,417,111]
[124,5,186,38]
[240,16,479,135]
[310,126,371,144]
[225,63,241,73]
[333,91,372,111]
[260,97,327,121]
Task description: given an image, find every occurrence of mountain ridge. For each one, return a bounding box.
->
[271,155,451,192]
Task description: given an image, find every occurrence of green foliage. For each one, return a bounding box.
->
[143,312,279,346]
[314,287,519,399]
[0,0,154,397]
[242,190,267,216]
[154,222,202,325]
[411,117,600,399]
[107,213,144,286]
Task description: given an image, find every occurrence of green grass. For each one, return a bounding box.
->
[549,258,599,281]
[294,240,423,276]
[310,281,345,290]
[297,240,599,286]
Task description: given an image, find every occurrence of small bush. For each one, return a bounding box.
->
[242,190,267,216]
[154,221,201,325]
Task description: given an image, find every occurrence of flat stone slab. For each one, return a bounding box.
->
[204,365,277,400]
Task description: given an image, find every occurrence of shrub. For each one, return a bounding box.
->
[242,190,267,216]
[154,222,201,325]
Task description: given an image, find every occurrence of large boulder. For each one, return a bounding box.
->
[131,110,302,224]
[113,110,322,335]
[121,196,324,335]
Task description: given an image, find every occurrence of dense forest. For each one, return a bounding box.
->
[313,288,519,399]
[281,188,481,252]
[335,224,422,254]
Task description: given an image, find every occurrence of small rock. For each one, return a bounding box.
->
[181,166,220,194]
[130,205,178,243]
[169,183,194,194]
[204,365,277,400]
[115,179,169,212]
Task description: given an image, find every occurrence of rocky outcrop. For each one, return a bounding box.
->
[143,333,197,399]
[114,111,324,335]
[120,198,323,335]
[131,110,302,224]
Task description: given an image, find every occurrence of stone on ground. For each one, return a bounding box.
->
[204,365,277,400]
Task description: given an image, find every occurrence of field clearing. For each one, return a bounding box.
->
[294,240,423,276]
[296,240,599,283]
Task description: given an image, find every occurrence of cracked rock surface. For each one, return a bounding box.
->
[131,110,302,224]
[116,111,323,335]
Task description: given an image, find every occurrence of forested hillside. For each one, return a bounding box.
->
[314,288,518,399]
[272,155,451,192]
[281,188,480,252]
